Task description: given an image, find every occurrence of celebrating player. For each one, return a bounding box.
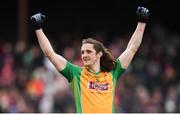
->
[31,6,149,113]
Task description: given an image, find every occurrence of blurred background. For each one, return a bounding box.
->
[0,0,180,113]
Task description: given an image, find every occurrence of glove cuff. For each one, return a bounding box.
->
[138,17,148,23]
[31,22,43,30]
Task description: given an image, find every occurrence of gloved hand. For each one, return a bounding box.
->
[31,13,46,30]
[136,6,149,23]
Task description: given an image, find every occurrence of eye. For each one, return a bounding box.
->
[86,50,92,54]
[81,50,84,54]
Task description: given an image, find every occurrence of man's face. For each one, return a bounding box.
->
[81,43,101,66]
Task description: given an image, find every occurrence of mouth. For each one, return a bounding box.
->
[83,58,90,62]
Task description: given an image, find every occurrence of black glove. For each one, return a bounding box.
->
[136,6,149,23]
[31,13,46,30]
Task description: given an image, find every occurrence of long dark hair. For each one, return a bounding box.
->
[82,38,116,72]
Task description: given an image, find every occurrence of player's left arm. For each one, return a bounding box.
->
[119,6,150,69]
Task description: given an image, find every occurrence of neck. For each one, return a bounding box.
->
[86,61,101,73]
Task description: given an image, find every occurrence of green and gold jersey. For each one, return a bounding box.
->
[60,59,125,113]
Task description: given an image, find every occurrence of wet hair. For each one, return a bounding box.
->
[82,38,116,72]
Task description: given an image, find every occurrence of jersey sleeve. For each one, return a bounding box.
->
[111,59,126,80]
[59,61,82,82]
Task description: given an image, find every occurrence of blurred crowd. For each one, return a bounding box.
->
[0,23,180,113]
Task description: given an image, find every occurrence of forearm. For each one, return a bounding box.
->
[127,22,146,52]
[118,6,149,69]
[31,13,67,71]
[35,29,55,57]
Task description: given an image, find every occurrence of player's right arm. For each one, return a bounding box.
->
[31,13,67,71]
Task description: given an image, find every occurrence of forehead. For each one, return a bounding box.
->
[81,43,94,50]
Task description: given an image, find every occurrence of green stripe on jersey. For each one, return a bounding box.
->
[60,62,82,112]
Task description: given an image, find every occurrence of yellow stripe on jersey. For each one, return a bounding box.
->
[81,67,113,113]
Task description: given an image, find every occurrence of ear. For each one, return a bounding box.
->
[97,51,103,58]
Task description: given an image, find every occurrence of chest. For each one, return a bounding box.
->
[80,70,113,93]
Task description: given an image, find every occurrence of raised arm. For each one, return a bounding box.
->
[119,6,149,69]
[31,13,67,71]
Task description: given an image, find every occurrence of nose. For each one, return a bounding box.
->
[82,53,87,58]
[82,52,88,58]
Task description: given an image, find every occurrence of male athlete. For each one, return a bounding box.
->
[31,6,149,113]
